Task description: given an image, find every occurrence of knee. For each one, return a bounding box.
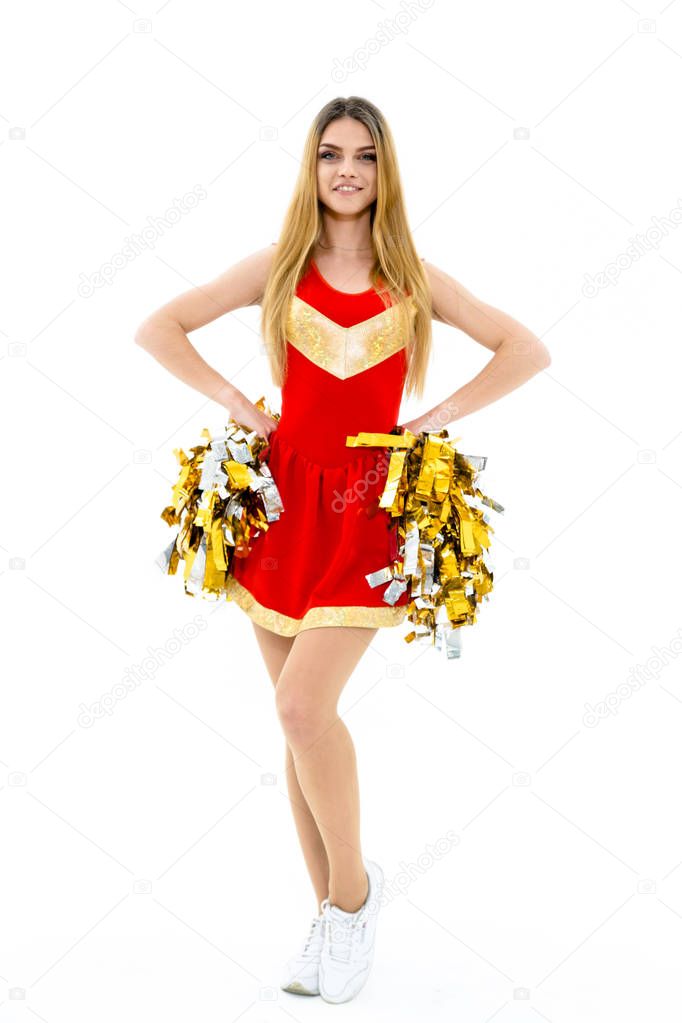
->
[275,685,328,744]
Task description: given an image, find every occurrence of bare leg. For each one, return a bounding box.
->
[274,625,378,913]
[251,621,330,915]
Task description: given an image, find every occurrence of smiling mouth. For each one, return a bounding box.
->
[334,185,362,193]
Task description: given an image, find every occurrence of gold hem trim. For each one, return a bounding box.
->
[224,575,407,637]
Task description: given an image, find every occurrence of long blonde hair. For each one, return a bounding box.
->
[260,96,432,399]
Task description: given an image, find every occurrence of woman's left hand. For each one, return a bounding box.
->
[396,417,426,435]
[398,411,454,436]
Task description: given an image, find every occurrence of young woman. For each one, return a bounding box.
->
[135,96,551,1004]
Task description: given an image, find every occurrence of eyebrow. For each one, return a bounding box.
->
[318,143,376,151]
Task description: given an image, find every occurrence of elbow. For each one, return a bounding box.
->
[524,336,551,371]
[134,316,163,349]
[503,334,551,370]
[134,320,151,347]
[134,315,182,350]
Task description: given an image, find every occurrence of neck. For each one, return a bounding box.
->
[317,210,373,254]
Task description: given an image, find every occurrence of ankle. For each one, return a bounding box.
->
[328,871,368,913]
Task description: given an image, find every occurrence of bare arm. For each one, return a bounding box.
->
[402,261,552,434]
[134,243,279,438]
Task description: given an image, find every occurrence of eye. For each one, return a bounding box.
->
[318,151,376,161]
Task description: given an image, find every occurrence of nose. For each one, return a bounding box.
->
[338,156,357,175]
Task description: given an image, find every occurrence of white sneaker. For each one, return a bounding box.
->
[319,857,385,1004]
[279,909,325,996]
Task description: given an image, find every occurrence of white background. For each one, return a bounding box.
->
[3,0,682,1019]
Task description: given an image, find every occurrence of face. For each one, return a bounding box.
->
[316,116,378,213]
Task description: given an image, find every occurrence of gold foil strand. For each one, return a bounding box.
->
[156,396,284,599]
[347,426,505,659]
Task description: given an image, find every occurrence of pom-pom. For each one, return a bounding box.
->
[345,426,505,659]
[156,396,283,599]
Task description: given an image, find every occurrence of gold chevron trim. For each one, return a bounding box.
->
[285,295,416,380]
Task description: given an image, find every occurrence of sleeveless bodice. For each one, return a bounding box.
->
[274,260,416,466]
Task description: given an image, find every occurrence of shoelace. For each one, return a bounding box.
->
[298,914,325,961]
[324,910,367,962]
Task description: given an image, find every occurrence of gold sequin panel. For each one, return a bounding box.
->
[286,295,417,380]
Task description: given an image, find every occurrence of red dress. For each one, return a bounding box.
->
[225,258,415,636]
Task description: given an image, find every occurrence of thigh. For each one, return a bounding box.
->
[277,625,379,711]
[251,621,296,687]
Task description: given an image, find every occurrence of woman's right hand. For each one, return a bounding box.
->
[227,391,279,440]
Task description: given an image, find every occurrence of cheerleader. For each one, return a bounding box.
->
[135,95,551,1004]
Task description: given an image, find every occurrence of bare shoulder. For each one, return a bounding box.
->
[419,258,543,355]
[138,243,278,335]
